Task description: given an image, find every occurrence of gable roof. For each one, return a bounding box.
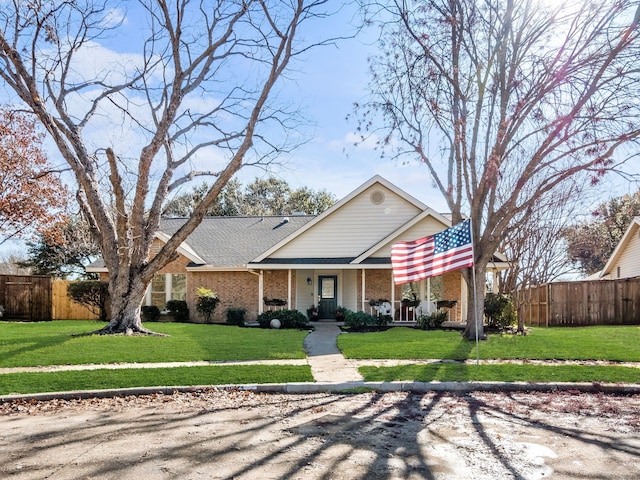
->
[251,175,429,263]
[599,216,640,279]
[159,215,314,268]
[86,215,314,272]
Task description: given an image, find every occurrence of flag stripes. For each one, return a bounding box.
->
[391,219,474,285]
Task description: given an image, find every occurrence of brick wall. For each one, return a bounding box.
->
[441,272,463,322]
[189,271,260,322]
[262,270,293,306]
[364,269,393,304]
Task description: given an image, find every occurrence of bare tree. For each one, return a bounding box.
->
[0,0,334,334]
[0,251,31,275]
[499,180,586,294]
[356,0,640,339]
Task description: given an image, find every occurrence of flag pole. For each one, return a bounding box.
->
[469,219,480,366]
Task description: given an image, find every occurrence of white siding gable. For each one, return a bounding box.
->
[368,216,451,258]
[606,223,640,279]
[269,183,423,259]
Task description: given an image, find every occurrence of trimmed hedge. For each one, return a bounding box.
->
[166,300,189,322]
[257,309,309,329]
[226,307,247,326]
[343,309,391,331]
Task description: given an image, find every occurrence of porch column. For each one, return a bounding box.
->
[361,269,366,312]
[258,271,264,315]
[390,270,395,319]
[460,275,467,322]
[287,269,292,309]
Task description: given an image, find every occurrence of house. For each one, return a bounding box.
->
[597,216,640,280]
[88,176,508,323]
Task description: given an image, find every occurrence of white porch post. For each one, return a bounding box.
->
[460,275,467,322]
[258,271,264,315]
[287,269,292,309]
[390,270,395,320]
[361,269,366,312]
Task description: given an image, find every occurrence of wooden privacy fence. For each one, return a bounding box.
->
[517,278,640,327]
[52,280,100,320]
[0,275,52,321]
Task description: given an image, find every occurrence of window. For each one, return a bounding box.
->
[146,273,187,308]
[171,274,186,301]
[150,275,166,308]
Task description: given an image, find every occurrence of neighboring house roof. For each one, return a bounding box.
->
[598,216,640,280]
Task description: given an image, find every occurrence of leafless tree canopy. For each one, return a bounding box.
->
[357,0,640,338]
[0,0,333,333]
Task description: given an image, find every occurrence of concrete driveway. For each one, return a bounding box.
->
[1,389,639,479]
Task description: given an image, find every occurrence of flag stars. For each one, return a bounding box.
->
[434,220,472,254]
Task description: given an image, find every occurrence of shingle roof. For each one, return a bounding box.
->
[159,215,315,267]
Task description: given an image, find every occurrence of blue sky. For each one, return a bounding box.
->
[0,2,451,257]
[224,3,451,212]
[2,1,639,256]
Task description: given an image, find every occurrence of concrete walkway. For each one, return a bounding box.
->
[303,321,363,383]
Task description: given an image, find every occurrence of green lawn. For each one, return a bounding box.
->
[360,363,640,384]
[2,321,640,393]
[338,326,640,361]
[0,365,313,396]
[0,321,308,367]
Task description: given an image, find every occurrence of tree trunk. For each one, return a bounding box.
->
[94,275,154,335]
[463,263,486,341]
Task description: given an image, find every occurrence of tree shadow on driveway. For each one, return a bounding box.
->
[0,389,639,479]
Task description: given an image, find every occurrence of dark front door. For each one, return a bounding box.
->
[318,275,337,319]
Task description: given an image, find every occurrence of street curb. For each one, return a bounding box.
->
[2,380,640,403]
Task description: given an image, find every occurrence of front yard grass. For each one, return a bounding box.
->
[0,365,313,396]
[338,326,640,362]
[0,321,308,367]
[3,321,640,393]
[360,363,640,384]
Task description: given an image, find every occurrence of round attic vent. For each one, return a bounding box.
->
[370,190,385,205]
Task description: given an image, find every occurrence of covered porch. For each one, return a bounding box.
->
[252,264,469,324]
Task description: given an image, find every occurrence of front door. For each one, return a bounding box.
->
[318,275,337,319]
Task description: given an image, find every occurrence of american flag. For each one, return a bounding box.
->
[391,219,474,285]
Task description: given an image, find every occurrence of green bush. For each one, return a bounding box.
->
[195,287,220,323]
[67,281,110,321]
[166,300,189,322]
[484,293,517,330]
[257,309,309,329]
[141,305,161,322]
[226,307,247,326]
[344,310,390,330]
[416,311,448,330]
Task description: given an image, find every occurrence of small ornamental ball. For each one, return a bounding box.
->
[270,319,281,329]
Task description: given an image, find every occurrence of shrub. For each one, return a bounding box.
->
[141,305,161,322]
[416,311,448,330]
[257,309,309,329]
[195,287,220,323]
[67,281,109,321]
[226,307,247,326]
[484,293,517,330]
[343,309,392,331]
[307,305,319,321]
[166,300,189,322]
